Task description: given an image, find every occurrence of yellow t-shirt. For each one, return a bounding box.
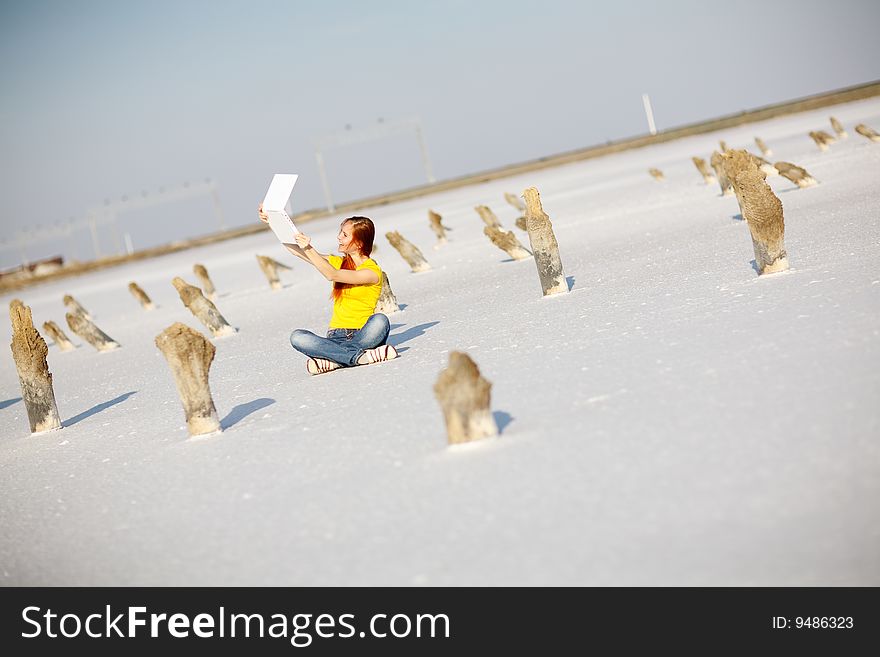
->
[327,255,383,329]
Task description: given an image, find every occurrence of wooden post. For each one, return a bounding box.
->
[66,312,120,351]
[808,130,835,151]
[724,151,789,275]
[719,140,729,152]
[750,154,778,177]
[483,225,532,260]
[754,137,772,157]
[256,255,291,291]
[829,116,847,139]
[648,168,665,181]
[433,352,497,445]
[774,161,818,188]
[10,300,62,434]
[385,231,431,272]
[42,321,75,352]
[515,216,528,232]
[62,294,91,320]
[504,192,526,212]
[155,322,221,437]
[128,282,155,310]
[172,277,236,337]
[522,187,567,297]
[855,124,880,142]
[428,209,450,246]
[692,157,716,185]
[375,272,400,315]
[474,205,503,229]
[193,264,217,300]
[710,151,734,196]
[722,149,762,216]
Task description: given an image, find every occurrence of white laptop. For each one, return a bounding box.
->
[261,174,300,244]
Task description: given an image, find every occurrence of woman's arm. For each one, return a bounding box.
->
[282,242,319,263]
[296,234,380,285]
[259,203,329,263]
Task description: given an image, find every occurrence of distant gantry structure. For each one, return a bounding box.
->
[313,117,435,212]
[0,178,226,269]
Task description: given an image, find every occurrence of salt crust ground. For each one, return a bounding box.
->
[1,99,878,585]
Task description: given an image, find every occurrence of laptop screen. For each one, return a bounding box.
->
[262,174,299,213]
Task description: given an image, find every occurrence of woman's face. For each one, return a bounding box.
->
[337,222,360,255]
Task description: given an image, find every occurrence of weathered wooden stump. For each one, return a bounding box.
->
[648,168,665,181]
[522,187,567,297]
[725,151,789,275]
[374,272,400,315]
[385,231,431,273]
[829,116,847,140]
[172,277,236,337]
[504,192,526,213]
[155,323,221,437]
[750,154,778,177]
[193,264,217,300]
[66,312,120,351]
[256,255,291,291]
[10,301,62,434]
[719,140,729,153]
[62,294,91,320]
[515,216,528,232]
[433,352,497,445]
[428,209,450,246]
[128,282,155,310]
[692,157,716,185]
[42,321,75,352]
[474,205,503,229]
[722,150,763,214]
[808,130,835,151]
[774,161,818,188]
[754,136,773,158]
[854,124,880,142]
[483,225,532,260]
[710,150,734,196]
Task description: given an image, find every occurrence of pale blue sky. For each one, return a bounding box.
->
[1,0,878,266]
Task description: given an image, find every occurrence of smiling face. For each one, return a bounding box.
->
[337,220,362,255]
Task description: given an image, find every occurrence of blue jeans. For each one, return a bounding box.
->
[289,313,391,366]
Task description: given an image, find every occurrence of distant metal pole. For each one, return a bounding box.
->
[18,231,29,266]
[414,123,436,183]
[210,186,226,231]
[315,148,335,212]
[88,212,101,258]
[642,93,657,135]
[108,211,123,255]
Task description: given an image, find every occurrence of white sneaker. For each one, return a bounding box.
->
[307,358,342,375]
[357,344,399,366]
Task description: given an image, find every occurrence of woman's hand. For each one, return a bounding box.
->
[258,202,268,224]
[294,233,312,250]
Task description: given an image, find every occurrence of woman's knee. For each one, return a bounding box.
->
[367,313,390,339]
[289,329,312,350]
[370,313,390,332]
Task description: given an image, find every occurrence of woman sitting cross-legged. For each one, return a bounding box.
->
[258,207,397,374]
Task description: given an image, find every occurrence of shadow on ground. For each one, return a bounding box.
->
[221,398,275,430]
[0,397,22,411]
[388,322,440,348]
[64,391,137,427]
[493,410,514,434]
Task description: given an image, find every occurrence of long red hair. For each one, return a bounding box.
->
[332,217,375,301]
